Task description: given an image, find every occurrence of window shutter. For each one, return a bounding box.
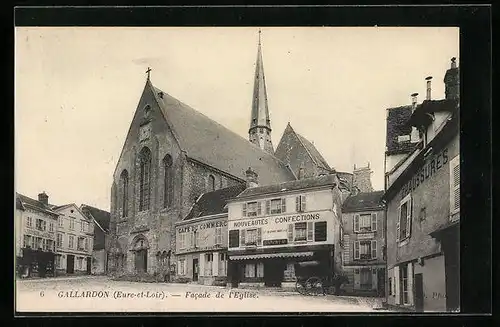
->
[242,203,247,217]
[301,195,307,212]
[371,240,377,259]
[354,214,360,232]
[240,229,246,246]
[371,213,377,231]
[307,222,314,241]
[257,228,262,246]
[354,241,360,259]
[396,207,401,242]
[450,155,460,216]
[394,266,401,304]
[295,196,300,212]
[287,224,294,242]
[405,197,412,238]
[257,202,262,216]
[266,200,271,214]
[281,198,287,213]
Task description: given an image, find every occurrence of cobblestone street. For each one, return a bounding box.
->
[15,276,386,313]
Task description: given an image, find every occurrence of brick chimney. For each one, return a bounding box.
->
[38,192,49,206]
[352,164,373,193]
[410,93,421,143]
[245,167,259,188]
[444,57,459,100]
[425,76,433,100]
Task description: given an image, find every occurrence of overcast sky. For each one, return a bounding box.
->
[15,27,459,211]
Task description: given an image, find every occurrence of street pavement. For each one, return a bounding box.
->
[15,275,387,313]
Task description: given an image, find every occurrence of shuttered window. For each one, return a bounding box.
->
[314,221,327,242]
[371,213,377,231]
[215,227,222,245]
[354,214,360,232]
[240,229,246,246]
[371,240,377,259]
[450,155,460,218]
[398,194,412,242]
[228,230,239,248]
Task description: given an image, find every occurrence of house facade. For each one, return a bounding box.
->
[81,204,110,275]
[53,204,95,275]
[15,192,58,278]
[226,170,344,289]
[341,191,386,296]
[384,57,460,312]
[175,185,244,285]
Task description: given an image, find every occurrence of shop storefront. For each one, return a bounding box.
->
[17,248,56,278]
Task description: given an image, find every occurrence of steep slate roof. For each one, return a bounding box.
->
[234,174,337,199]
[151,81,296,186]
[16,193,59,216]
[295,132,333,172]
[81,204,111,232]
[385,105,418,155]
[342,190,384,213]
[184,184,246,221]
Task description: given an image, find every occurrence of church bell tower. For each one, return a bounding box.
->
[249,30,274,154]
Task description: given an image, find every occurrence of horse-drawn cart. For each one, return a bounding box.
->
[294,260,348,296]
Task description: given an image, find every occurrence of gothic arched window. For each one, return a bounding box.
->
[139,147,152,211]
[163,154,173,208]
[120,170,129,217]
[209,175,216,192]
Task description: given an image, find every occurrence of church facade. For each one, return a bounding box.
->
[107,34,346,279]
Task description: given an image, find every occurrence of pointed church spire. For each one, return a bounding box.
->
[249,29,274,154]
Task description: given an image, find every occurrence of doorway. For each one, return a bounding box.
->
[377,268,386,297]
[135,249,148,273]
[86,257,92,275]
[192,258,199,282]
[66,255,75,274]
[264,260,284,287]
[415,273,424,312]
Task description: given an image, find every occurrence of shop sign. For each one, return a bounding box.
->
[357,233,375,240]
[263,239,288,246]
[178,220,227,234]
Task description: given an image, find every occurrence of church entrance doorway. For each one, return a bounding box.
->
[131,235,149,274]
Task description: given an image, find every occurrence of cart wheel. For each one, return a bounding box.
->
[295,280,307,295]
[305,277,324,296]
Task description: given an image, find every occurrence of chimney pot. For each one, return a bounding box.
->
[298,166,305,180]
[38,192,49,206]
[451,57,457,68]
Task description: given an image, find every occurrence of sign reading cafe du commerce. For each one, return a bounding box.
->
[177,220,228,234]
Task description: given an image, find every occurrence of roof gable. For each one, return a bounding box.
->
[386,106,418,155]
[342,191,385,212]
[81,204,110,232]
[53,203,91,221]
[235,174,337,199]
[184,184,246,220]
[150,82,296,186]
[16,193,59,216]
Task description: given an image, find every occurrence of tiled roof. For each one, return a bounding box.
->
[386,105,418,155]
[16,193,58,215]
[407,99,459,128]
[234,174,337,199]
[81,204,110,232]
[184,184,246,220]
[342,191,385,212]
[295,133,333,172]
[151,82,296,186]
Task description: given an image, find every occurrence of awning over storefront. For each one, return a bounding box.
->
[229,251,314,261]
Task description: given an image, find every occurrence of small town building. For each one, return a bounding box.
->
[175,185,245,285]
[226,169,344,289]
[383,57,460,312]
[81,204,111,275]
[341,190,386,296]
[52,204,95,275]
[15,192,58,278]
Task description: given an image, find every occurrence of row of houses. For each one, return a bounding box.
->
[15,192,110,278]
